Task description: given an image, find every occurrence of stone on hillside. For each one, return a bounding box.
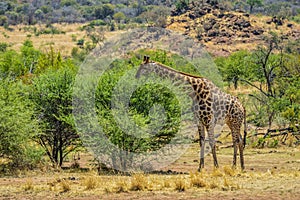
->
[207,29,219,37]
[203,22,213,31]
[217,13,225,18]
[215,37,228,44]
[195,10,207,17]
[235,18,251,28]
[180,19,188,23]
[189,13,196,20]
[266,19,272,24]
[252,29,264,35]
[240,32,250,38]
[203,6,212,13]
[213,23,220,29]
[225,13,235,19]
[204,37,212,42]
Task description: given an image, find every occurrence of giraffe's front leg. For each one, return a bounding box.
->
[198,124,205,171]
[208,128,219,169]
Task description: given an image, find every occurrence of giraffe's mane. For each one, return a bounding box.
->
[149,60,203,79]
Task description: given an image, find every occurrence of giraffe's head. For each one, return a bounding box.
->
[135,55,151,79]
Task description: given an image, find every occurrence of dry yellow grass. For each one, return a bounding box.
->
[0,23,86,56]
[130,173,148,191]
[84,176,97,190]
[2,157,299,199]
[0,23,124,58]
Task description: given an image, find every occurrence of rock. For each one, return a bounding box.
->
[217,13,225,18]
[215,37,228,44]
[203,22,214,31]
[272,16,284,26]
[180,19,188,23]
[225,13,235,19]
[204,37,212,42]
[252,29,264,35]
[240,32,250,38]
[235,18,251,28]
[188,13,196,20]
[213,23,220,29]
[207,29,219,37]
[195,10,207,17]
[266,19,272,24]
[203,6,212,13]
[236,9,245,13]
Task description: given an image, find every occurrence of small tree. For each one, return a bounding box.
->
[113,12,126,23]
[31,66,80,167]
[246,0,263,13]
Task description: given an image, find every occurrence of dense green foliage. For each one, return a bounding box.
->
[0,41,80,169]
[94,50,195,170]
[0,79,43,170]
[0,0,175,26]
[216,34,300,128]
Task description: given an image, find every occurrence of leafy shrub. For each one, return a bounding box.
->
[0,80,40,170]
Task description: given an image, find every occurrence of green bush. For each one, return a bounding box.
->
[0,80,41,170]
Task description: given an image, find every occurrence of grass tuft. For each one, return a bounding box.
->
[60,180,71,192]
[209,181,219,189]
[24,179,34,191]
[174,177,186,192]
[130,173,148,191]
[223,165,235,176]
[190,172,206,188]
[211,169,224,177]
[84,176,97,190]
[115,180,128,193]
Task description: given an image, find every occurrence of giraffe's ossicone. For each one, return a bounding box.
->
[136,56,247,170]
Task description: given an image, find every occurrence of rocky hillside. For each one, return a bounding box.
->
[167,1,300,56]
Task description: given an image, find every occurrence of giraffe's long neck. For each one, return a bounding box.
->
[142,61,201,85]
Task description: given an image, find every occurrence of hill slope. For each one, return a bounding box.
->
[166,1,300,56]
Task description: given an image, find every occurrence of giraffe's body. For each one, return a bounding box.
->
[136,56,247,170]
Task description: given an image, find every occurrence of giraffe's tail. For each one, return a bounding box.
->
[243,107,247,148]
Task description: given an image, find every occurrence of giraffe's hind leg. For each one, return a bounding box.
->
[231,126,244,170]
[238,134,245,170]
[232,137,238,169]
[208,127,219,169]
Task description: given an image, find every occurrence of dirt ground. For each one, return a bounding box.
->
[1,143,300,200]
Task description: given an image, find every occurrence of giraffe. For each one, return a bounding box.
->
[136,56,247,170]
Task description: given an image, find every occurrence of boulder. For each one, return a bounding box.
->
[203,22,214,31]
[215,37,228,44]
[189,13,196,20]
[207,29,219,37]
[252,29,264,35]
[235,18,251,28]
